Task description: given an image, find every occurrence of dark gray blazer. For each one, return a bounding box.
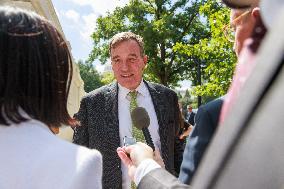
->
[179,98,223,184]
[73,81,183,189]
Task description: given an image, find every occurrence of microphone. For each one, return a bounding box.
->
[131,107,155,151]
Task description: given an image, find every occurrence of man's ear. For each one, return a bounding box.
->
[251,7,260,19]
[143,55,148,66]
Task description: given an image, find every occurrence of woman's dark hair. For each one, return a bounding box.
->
[0,6,75,127]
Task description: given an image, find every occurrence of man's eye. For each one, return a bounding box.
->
[129,58,136,62]
[113,59,120,63]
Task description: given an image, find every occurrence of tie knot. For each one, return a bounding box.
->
[129,91,137,99]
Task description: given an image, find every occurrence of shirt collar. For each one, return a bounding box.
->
[118,80,147,99]
[136,81,147,97]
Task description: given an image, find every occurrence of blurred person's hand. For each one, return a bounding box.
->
[117,142,154,180]
[179,125,194,139]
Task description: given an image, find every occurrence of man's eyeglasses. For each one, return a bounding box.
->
[223,10,251,42]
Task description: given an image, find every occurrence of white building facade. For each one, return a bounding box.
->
[0,0,85,140]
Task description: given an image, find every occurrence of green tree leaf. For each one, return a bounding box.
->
[77,60,104,93]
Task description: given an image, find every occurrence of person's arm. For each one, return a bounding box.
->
[138,168,191,189]
[72,97,90,147]
[179,105,216,184]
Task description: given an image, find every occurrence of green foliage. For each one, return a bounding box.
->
[177,91,182,99]
[179,89,195,108]
[77,60,104,93]
[101,72,115,85]
[89,0,212,87]
[174,1,237,97]
[89,0,237,98]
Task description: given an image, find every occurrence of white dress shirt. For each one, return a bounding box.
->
[118,81,161,189]
[134,159,161,185]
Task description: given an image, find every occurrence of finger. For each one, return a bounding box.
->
[154,150,159,156]
[153,149,165,168]
[117,149,133,166]
[117,147,129,157]
[124,145,135,154]
[154,150,162,159]
[117,147,126,153]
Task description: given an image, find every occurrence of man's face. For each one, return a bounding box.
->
[231,9,256,56]
[111,40,147,90]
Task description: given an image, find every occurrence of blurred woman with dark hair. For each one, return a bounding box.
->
[0,6,102,189]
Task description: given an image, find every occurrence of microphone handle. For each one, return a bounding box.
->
[142,128,155,152]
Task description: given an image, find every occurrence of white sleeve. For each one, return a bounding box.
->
[134,159,161,185]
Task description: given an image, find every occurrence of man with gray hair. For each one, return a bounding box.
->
[73,32,183,189]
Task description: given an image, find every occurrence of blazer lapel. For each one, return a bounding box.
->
[145,81,173,171]
[144,81,168,136]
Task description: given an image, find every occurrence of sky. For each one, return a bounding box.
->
[51,0,191,90]
[51,0,129,72]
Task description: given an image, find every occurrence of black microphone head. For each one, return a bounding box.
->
[131,107,150,130]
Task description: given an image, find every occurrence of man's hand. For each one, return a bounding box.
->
[117,142,154,180]
[153,150,165,168]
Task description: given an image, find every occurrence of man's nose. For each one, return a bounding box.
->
[120,59,130,71]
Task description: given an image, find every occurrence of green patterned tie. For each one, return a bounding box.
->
[129,91,146,143]
[129,91,145,189]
